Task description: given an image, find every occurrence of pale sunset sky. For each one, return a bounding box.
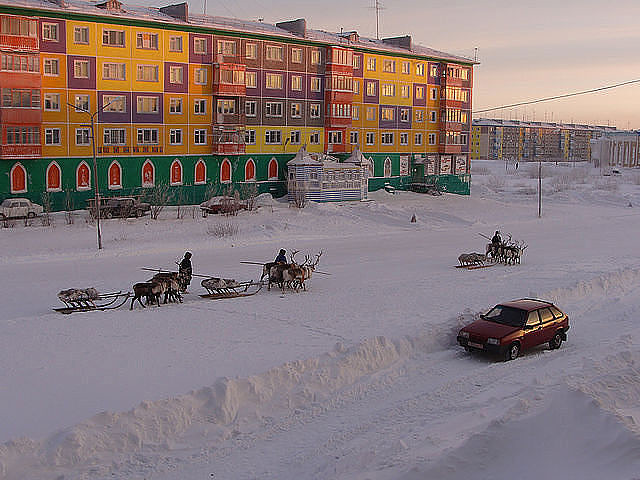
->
[179,0,640,129]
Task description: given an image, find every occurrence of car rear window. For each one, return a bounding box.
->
[483,305,526,327]
[538,308,555,323]
[550,306,564,318]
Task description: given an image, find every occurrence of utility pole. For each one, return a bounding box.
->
[373,0,382,40]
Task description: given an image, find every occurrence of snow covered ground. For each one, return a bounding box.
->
[2,160,640,479]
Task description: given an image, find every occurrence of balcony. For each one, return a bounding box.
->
[324,115,352,128]
[438,144,462,155]
[213,63,247,97]
[212,127,245,155]
[0,144,41,158]
[0,34,38,52]
[0,107,41,125]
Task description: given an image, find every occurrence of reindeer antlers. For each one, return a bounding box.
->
[289,249,300,264]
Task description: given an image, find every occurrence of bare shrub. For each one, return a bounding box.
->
[628,173,640,185]
[550,175,571,193]
[2,217,16,228]
[40,192,52,227]
[240,182,259,211]
[524,163,550,179]
[471,165,489,175]
[595,178,619,192]
[144,182,171,220]
[64,190,75,225]
[175,188,185,219]
[289,180,308,208]
[220,185,240,216]
[207,220,239,238]
[485,175,506,191]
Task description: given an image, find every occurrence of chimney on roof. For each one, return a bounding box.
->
[47,0,67,7]
[96,0,123,11]
[276,18,306,37]
[160,2,188,22]
[340,30,359,42]
[382,35,412,50]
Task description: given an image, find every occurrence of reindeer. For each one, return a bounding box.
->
[267,250,297,291]
[294,251,323,291]
[151,272,183,304]
[130,280,165,309]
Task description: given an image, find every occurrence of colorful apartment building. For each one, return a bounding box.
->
[0,0,475,210]
[471,119,616,164]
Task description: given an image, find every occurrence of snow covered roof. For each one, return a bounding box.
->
[473,118,618,133]
[0,0,475,64]
[287,146,321,166]
[344,147,368,166]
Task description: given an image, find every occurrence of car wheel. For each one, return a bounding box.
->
[0,214,5,220]
[105,211,113,219]
[549,332,563,350]
[135,210,140,218]
[505,342,520,361]
[27,212,36,218]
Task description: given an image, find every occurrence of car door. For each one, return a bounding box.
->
[537,308,557,345]
[522,310,542,349]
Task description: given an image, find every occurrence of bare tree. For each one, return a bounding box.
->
[40,192,52,227]
[290,180,307,208]
[64,190,75,225]
[240,182,259,211]
[144,182,171,220]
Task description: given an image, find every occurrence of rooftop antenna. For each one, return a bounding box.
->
[474,47,478,62]
[203,0,206,14]
[372,0,383,40]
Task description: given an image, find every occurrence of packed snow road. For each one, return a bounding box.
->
[2,162,640,479]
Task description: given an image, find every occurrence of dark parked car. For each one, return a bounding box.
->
[87,197,151,219]
[457,298,570,361]
[199,196,247,216]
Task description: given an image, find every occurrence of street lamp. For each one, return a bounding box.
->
[67,99,114,250]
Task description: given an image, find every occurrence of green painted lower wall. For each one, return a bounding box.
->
[1,152,470,211]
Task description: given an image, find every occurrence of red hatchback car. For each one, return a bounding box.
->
[457,298,570,361]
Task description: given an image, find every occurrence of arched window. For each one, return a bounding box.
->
[220,158,231,183]
[194,159,206,185]
[10,163,27,193]
[108,161,122,190]
[46,162,62,192]
[170,159,183,186]
[76,162,91,191]
[268,158,278,180]
[141,159,155,188]
[245,158,256,182]
[368,157,375,177]
[384,157,392,177]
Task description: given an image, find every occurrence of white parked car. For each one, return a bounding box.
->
[0,198,44,219]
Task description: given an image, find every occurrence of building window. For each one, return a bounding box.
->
[102,95,126,112]
[381,84,395,97]
[291,75,302,91]
[102,62,125,80]
[76,162,91,191]
[267,158,278,179]
[169,35,183,52]
[45,128,61,145]
[245,43,257,59]
[194,99,207,114]
[170,159,182,185]
[193,37,207,54]
[310,103,320,118]
[245,71,257,88]
[73,60,90,79]
[381,107,394,121]
[43,58,59,76]
[266,45,283,61]
[220,158,231,183]
[416,63,424,76]
[290,130,301,145]
[400,108,409,122]
[137,96,159,114]
[9,163,27,193]
[74,26,89,44]
[265,130,282,144]
[291,47,303,63]
[245,129,256,144]
[75,128,90,145]
[310,77,321,92]
[137,65,158,82]
[366,81,376,96]
[384,157,392,177]
[429,133,437,145]
[366,57,376,71]
[194,129,207,145]
[42,23,59,41]
[265,73,283,89]
[46,162,62,191]
[353,79,360,94]
[195,159,206,185]
[430,64,438,77]
[400,85,410,98]
[328,131,342,144]
[309,132,320,144]
[350,131,358,144]
[290,102,302,118]
[216,99,236,114]
[137,128,158,145]
[401,61,410,74]
[383,59,395,73]
[169,65,183,84]
[416,86,424,100]
[352,105,359,120]
[366,107,376,121]
[217,39,236,56]
[244,159,256,181]
[43,93,60,111]
[311,49,321,65]
[192,67,207,85]
[381,132,394,145]
[430,110,437,122]
[108,161,122,189]
[103,29,125,47]
[400,132,409,145]
[103,128,126,145]
[415,110,424,122]
[431,87,438,100]
[141,159,155,187]
[415,133,423,146]
[169,129,182,145]
[169,97,182,114]
[136,32,158,50]
[245,100,257,117]
[265,102,283,117]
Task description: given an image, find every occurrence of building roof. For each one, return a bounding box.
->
[344,147,368,165]
[0,0,475,64]
[473,118,618,133]
[287,146,321,166]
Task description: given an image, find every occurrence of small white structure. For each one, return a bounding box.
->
[591,132,640,170]
[287,146,369,203]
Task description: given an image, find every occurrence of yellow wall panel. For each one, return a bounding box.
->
[96,58,132,91]
[188,95,213,124]
[41,54,66,89]
[164,94,187,123]
[97,25,132,59]
[163,31,188,63]
[131,60,163,92]
[66,21,98,56]
[42,124,68,157]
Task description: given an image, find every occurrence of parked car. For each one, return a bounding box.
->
[0,198,44,219]
[87,197,151,219]
[457,298,570,361]
[200,196,247,216]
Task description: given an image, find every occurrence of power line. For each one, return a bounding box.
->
[473,79,640,115]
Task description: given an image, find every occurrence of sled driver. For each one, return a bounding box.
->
[178,251,193,292]
[275,249,287,264]
[491,230,502,246]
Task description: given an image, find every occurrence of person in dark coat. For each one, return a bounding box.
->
[491,231,502,246]
[178,251,193,291]
[275,249,287,264]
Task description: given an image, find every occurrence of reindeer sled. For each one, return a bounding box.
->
[455,252,496,270]
[54,288,130,314]
[199,277,263,299]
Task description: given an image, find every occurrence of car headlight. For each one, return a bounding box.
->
[460,331,470,339]
[486,338,500,345]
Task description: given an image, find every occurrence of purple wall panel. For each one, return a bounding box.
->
[132,92,164,124]
[352,53,364,78]
[98,91,132,123]
[245,68,261,97]
[428,62,441,85]
[286,72,306,99]
[399,106,412,129]
[67,55,96,90]
[263,69,286,98]
[363,79,379,104]
[307,75,324,100]
[379,104,398,129]
[189,33,213,64]
[164,62,188,93]
[413,83,427,107]
[39,18,66,53]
